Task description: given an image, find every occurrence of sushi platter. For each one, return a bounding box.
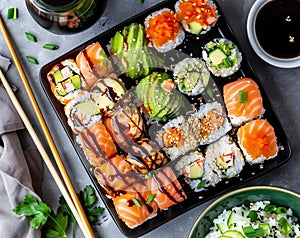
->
[39,0,291,237]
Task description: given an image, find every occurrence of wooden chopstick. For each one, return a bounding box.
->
[0,16,94,238]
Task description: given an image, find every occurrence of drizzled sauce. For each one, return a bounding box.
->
[255,0,300,59]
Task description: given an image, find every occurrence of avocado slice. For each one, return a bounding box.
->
[209,48,227,66]
[55,83,66,96]
[70,75,81,89]
[188,21,203,35]
[102,76,126,99]
[184,71,200,92]
[53,70,64,84]
[216,156,228,170]
[136,74,151,105]
[111,31,124,54]
[74,100,99,116]
[189,162,204,179]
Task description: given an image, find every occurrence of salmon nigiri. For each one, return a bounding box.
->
[223,78,264,127]
[237,119,278,164]
[113,183,158,229]
[145,166,187,210]
[94,154,137,198]
[76,122,117,166]
[76,42,113,89]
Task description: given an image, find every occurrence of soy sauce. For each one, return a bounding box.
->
[255,0,300,59]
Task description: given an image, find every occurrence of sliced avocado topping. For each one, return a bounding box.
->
[209,48,227,66]
[184,71,200,92]
[74,100,99,116]
[55,83,66,96]
[189,162,204,179]
[188,21,203,35]
[53,70,64,84]
[111,31,124,54]
[70,75,81,89]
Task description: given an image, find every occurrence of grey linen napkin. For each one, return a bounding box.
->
[0,83,44,237]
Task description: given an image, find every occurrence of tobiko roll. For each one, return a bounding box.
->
[223,77,265,127]
[173,57,210,96]
[175,0,218,35]
[145,8,185,52]
[47,59,84,105]
[237,119,278,164]
[202,38,242,77]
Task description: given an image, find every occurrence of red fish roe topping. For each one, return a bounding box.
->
[146,10,182,47]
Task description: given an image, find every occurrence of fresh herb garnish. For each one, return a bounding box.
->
[13,185,104,238]
[25,32,37,42]
[43,44,59,50]
[26,56,39,64]
[7,8,18,20]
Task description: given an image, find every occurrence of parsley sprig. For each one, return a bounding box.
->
[13,185,104,238]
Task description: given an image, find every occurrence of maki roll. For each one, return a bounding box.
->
[173,57,211,96]
[76,42,113,89]
[202,38,242,77]
[223,77,265,127]
[205,135,245,180]
[175,150,217,192]
[64,90,101,134]
[237,119,278,164]
[144,166,187,210]
[47,59,84,105]
[145,8,185,52]
[175,0,218,35]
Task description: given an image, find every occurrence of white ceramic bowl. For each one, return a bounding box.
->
[247,0,300,68]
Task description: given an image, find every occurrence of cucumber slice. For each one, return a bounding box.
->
[227,211,250,228]
[209,48,227,66]
[221,230,245,238]
[188,21,203,35]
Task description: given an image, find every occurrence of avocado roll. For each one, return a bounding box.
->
[202,38,242,77]
[175,0,218,35]
[205,135,245,180]
[64,90,101,134]
[145,8,185,52]
[47,59,84,105]
[173,57,211,96]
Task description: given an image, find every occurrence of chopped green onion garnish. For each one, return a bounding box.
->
[146,194,156,204]
[264,204,276,212]
[259,223,271,236]
[25,32,37,42]
[248,210,258,222]
[278,217,292,235]
[43,44,59,50]
[26,56,38,64]
[7,8,18,20]
[222,57,232,68]
[238,91,248,103]
[132,198,142,208]
[197,180,207,189]
[138,0,144,3]
[243,226,266,237]
[275,207,288,214]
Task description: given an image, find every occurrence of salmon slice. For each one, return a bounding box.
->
[94,155,138,198]
[76,42,113,89]
[144,166,187,210]
[223,78,264,126]
[113,183,158,229]
[77,122,117,166]
[237,119,278,164]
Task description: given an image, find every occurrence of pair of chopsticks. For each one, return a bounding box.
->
[0,15,94,238]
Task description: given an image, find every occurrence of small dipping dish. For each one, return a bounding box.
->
[247,0,300,68]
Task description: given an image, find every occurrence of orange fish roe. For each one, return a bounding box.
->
[146,9,182,47]
[176,0,218,28]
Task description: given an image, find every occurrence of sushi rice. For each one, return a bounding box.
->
[205,200,300,238]
[173,57,211,96]
[202,38,242,77]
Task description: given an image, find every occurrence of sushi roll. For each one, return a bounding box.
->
[175,0,218,35]
[76,42,113,89]
[205,135,245,180]
[94,154,138,198]
[144,166,187,210]
[47,59,84,105]
[89,73,126,116]
[144,8,185,52]
[175,150,217,192]
[173,57,211,96]
[187,101,232,145]
[202,38,242,77]
[64,90,101,134]
[237,119,278,164]
[113,183,158,229]
[76,122,118,166]
[223,77,265,127]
